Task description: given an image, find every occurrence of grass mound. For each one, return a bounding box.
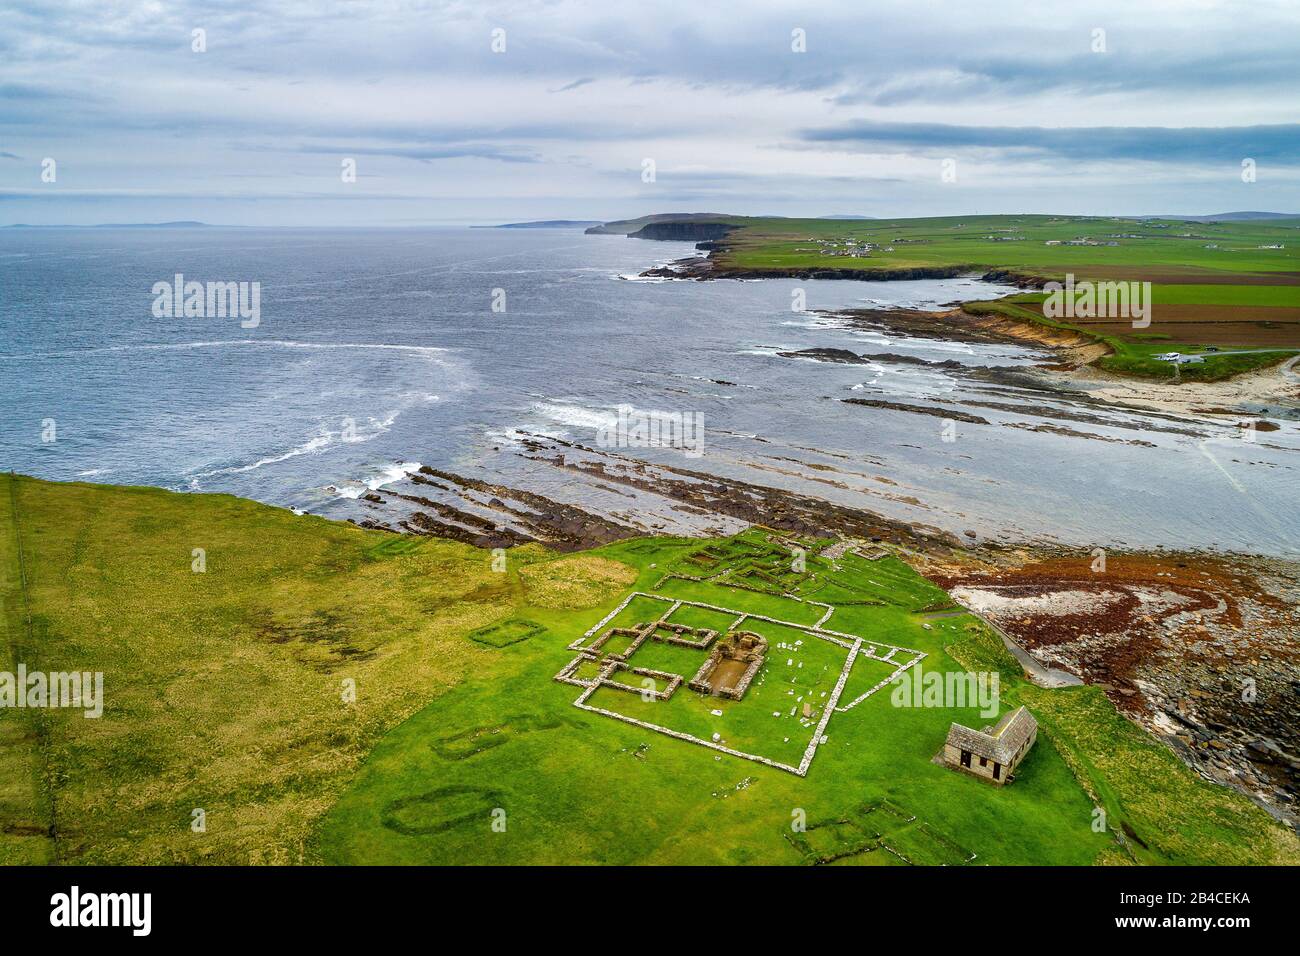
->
[519,555,638,608]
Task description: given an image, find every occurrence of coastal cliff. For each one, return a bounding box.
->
[627,221,735,242]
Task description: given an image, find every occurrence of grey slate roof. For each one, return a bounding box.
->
[946,706,1037,764]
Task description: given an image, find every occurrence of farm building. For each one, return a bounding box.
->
[943,706,1037,785]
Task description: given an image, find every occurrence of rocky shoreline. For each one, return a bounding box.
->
[640,253,978,283]
[639,252,1109,362]
[353,437,976,556]
[645,253,1300,423]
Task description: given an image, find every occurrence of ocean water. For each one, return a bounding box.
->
[1,226,1296,555]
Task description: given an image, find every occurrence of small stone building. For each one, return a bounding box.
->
[943,706,1037,785]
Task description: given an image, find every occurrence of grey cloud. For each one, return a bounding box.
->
[833,49,1300,107]
[277,143,543,164]
[552,77,595,93]
[2,1,1299,223]
[800,121,1300,164]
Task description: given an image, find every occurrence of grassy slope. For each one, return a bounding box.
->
[3,474,1295,865]
[0,474,630,863]
[709,214,1300,381]
[0,477,55,863]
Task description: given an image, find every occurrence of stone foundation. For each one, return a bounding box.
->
[687,630,768,700]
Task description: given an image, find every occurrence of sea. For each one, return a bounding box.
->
[2,225,1296,555]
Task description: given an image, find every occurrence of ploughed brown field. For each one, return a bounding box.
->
[1064,306,1300,347]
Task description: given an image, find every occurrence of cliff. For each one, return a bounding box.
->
[628,221,735,242]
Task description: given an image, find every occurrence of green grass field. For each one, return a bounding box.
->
[615,213,1300,380]
[2,474,1296,865]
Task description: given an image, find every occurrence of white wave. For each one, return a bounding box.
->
[331,461,423,499]
[75,468,112,477]
[6,339,452,361]
[185,385,439,487]
[192,433,334,480]
[530,401,619,431]
[187,412,402,483]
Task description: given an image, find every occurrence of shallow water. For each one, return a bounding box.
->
[1,226,1296,555]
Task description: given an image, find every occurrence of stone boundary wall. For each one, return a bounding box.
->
[562,634,865,778]
[601,665,683,701]
[554,652,604,689]
[796,638,861,775]
[554,653,683,701]
[728,656,764,699]
[557,613,716,702]
[557,590,927,776]
[687,660,713,694]
[595,590,925,653]
[835,653,926,712]
[570,668,806,776]
[575,591,675,643]
[654,621,719,649]
[576,624,649,660]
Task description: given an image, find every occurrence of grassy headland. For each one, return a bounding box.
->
[2,473,1295,865]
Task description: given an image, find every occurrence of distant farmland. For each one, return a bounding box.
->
[628,213,1300,380]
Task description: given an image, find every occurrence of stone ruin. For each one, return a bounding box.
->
[584,624,650,661]
[556,621,721,701]
[652,621,718,649]
[688,631,768,701]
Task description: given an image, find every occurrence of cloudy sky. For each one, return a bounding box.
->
[2,0,1298,225]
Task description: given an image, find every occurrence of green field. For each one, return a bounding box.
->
[610,213,1300,381]
[3,474,1296,865]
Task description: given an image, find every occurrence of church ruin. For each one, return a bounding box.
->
[688,631,768,700]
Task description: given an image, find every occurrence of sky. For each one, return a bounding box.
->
[1,0,1298,225]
